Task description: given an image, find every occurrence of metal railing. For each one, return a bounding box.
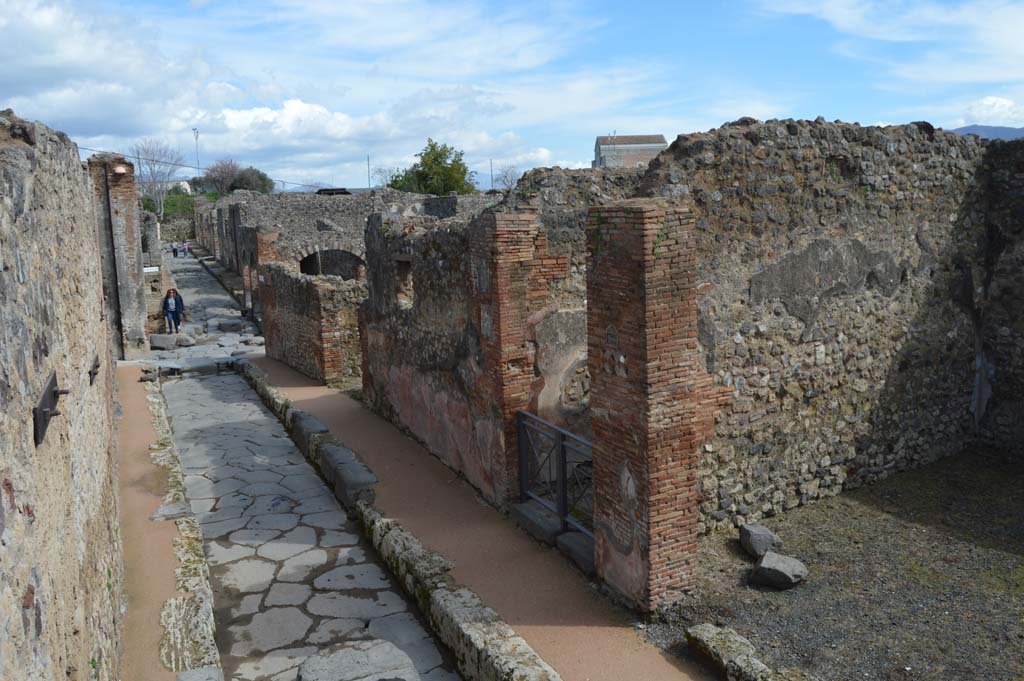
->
[517,411,593,537]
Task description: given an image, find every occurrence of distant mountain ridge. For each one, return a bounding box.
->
[952,124,1024,140]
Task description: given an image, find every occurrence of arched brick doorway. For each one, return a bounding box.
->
[298,249,367,280]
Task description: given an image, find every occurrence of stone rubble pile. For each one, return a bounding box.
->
[738,523,808,590]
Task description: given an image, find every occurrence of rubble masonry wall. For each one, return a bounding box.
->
[0,111,124,681]
[641,119,1024,532]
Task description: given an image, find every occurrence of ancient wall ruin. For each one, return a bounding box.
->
[360,120,1023,549]
[196,189,426,270]
[0,111,124,680]
[160,215,193,243]
[259,263,365,385]
[637,118,1024,532]
[423,192,501,219]
[141,211,160,267]
[194,189,476,318]
[361,209,568,504]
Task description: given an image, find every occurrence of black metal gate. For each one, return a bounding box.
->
[516,411,593,537]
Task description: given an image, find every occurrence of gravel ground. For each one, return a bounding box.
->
[647,448,1024,681]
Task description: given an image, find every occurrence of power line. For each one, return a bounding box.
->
[75,144,328,191]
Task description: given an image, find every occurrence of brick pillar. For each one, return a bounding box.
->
[468,210,542,504]
[88,154,148,359]
[587,199,712,612]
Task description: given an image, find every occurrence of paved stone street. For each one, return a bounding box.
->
[159,254,459,681]
[150,252,265,362]
[163,375,457,680]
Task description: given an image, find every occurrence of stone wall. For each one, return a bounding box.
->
[637,118,1023,532]
[423,193,501,220]
[0,111,124,680]
[259,263,365,386]
[199,189,429,268]
[362,207,587,505]
[509,166,645,306]
[195,189,441,317]
[971,139,1024,453]
[359,169,650,506]
[161,216,193,243]
[362,121,1023,540]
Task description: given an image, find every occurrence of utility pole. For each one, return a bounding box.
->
[192,128,200,188]
[489,159,493,190]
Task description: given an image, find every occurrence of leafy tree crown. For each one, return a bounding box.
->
[388,139,476,194]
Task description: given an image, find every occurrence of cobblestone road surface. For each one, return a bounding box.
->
[159,254,459,681]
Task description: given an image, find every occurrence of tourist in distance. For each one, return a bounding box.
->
[171,243,179,258]
[163,288,184,334]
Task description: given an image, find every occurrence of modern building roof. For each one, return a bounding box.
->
[595,135,667,146]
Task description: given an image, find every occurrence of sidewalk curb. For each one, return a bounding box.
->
[686,624,818,681]
[142,380,223,678]
[235,358,562,681]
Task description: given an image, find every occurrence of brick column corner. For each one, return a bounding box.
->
[468,209,542,504]
[586,198,712,611]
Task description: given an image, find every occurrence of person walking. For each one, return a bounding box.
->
[172,243,179,258]
[163,288,184,334]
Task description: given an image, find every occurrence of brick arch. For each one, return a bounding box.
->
[289,237,365,265]
[298,247,367,280]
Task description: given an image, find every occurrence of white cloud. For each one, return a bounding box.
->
[1,0,796,186]
[763,1,1024,84]
[963,95,1024,125]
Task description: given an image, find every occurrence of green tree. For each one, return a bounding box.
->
[232,166,275,194]
[389,139,476,195]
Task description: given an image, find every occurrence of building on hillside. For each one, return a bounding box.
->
[592,134,667,168]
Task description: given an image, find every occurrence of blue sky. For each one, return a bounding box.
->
[3,0,1023,188]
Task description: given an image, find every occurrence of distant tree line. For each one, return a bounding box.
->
[200,159,274,195]
[131,137,275,220]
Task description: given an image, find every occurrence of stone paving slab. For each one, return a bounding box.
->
[163,374,460,681]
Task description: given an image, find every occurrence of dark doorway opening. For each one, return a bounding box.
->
[299,250,366,280]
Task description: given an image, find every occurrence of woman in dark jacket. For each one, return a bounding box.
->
[163,288,185,334]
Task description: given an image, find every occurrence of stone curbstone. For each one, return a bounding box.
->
[686,623,818,681]
[375,521,453,613]
[236,360,292,420]
[429,588,560,681]
[176,667,224,681]
[318,442,378,508]
[287,410,329,458]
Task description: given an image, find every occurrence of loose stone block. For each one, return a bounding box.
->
[151,333,179,350]
[749,551,808,589]
[739,524,783,559]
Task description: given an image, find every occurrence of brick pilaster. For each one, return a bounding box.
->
[587,199,716,611]
[468,210,553,503]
